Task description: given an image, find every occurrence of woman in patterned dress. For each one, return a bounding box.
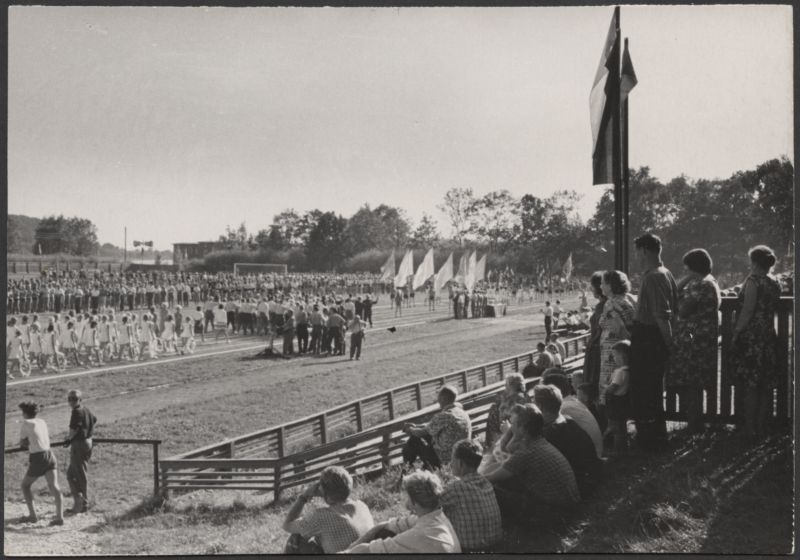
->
[583,272,606,397]
[664,249,721,433]
[732,245,781,440]
[598,271,636,412]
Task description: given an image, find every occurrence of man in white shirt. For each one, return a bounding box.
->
[18,401,64,525]
[344,471,460,553]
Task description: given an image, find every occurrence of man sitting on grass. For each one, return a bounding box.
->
[441,439,503,552]
[543,371,604,459]
[533,384,602,499]
[401,385,471,471]
[282,466,374,554]
[483,403,579,523]
[343,471,461,553]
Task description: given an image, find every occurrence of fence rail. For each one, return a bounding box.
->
[5,437,162,495]
[160,331,591,500]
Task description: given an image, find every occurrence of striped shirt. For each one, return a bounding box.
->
[285,499,374,553]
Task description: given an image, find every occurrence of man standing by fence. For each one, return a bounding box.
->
[630,233,678,453]
[65,389,97,514]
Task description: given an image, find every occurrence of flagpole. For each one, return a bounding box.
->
[622,37,631,275]
[611,6,623,272]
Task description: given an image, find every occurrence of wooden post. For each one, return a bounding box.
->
[514,357,520,372]
[461,370,469,393]
[381,432,392,471]
[274,462,283,503]
[481,366,488,387]
[387,391,395,420]
[277,427,285,458]
[719,300,735,421]
[355,402,364,432]
[498,361,504,380]
[160,463,169,500]
[319,414,328,445]
[153,442,160,495]
[415,383,423,409]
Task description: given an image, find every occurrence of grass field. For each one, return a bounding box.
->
[4,297,793,555]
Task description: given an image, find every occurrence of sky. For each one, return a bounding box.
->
[8,5,794,251]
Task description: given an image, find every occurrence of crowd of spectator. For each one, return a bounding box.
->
[275,235,788,553]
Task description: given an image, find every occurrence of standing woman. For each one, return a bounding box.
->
[731,245,781,440]
[597,271,636,410]
[664,249,720,433]
[583,271,606,396]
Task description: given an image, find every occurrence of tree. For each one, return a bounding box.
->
[306,212,348,271]
[34,215,99,256]
[411,213,440,249]
[470,190,519,252]
[438,188,477,247]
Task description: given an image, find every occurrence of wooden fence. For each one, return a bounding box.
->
[664,296,794,424]
[160,331,591,500]
[159,296,794,501]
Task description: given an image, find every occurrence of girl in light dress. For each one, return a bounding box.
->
[138,313,158,360]
[179,316,195,355]
[61,321,82,368]
[160,315,178,354]
[7,329,25,379]
[42,323,63,373]
[28,322,43,370]
[117,315,135,360]
[85,320,103,366]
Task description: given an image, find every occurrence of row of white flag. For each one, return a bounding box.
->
[380,249,487,292]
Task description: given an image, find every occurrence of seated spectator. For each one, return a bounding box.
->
[484,403,579,521]
[547,343,563,367]
[533,384,602,499]
[345,471,460,553]
[543,371,604,458]
[524,342,554,379]
[401,385,471,471]
[549,333,567,362]
[484,373,530,450]
[282,466,374,554]
[441,439,503,551]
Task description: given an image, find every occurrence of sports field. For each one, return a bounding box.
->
[4,297,572,553]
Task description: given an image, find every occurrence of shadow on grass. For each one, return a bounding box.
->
[560,427,792,553]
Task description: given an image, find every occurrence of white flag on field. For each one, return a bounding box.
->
[465,251,478,291]
[475,254,486,284]
[380,250,396,282]
[454,252,467,285]
[412,249,435,290]
[394,250,414,288]
[434,252,454,293]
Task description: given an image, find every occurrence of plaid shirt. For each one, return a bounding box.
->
[424,403,472,464]
[284,499,374,553]
[502,436,580,506]
[440,472,503,550]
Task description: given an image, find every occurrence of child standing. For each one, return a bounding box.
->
[603,340,631,456]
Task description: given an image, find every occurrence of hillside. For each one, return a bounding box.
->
[7,214,40,254]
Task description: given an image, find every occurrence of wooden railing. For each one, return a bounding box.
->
[160,332,590,500]
[5,437,163,495]
[664,296,794,424]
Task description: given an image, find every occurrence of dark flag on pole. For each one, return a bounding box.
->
[620,39,638,101]
[590,7,621,185]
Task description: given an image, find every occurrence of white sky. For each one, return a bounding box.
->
[8,5,794,250]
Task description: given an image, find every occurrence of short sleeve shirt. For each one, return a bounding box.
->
[285,500,374,553]
[424,403,472,464]
[69,406,97,440]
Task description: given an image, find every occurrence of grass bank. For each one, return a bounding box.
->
[87,427,792,554]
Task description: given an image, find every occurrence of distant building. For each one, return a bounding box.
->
[173,241,222,268]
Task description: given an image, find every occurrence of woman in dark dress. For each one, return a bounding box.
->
[583,272,606,398]
[664,249,721,433]
[731,245,781,440]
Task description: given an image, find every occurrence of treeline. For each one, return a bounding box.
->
[193,157,793,279]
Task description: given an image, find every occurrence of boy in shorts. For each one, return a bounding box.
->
[18,401,64,525]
